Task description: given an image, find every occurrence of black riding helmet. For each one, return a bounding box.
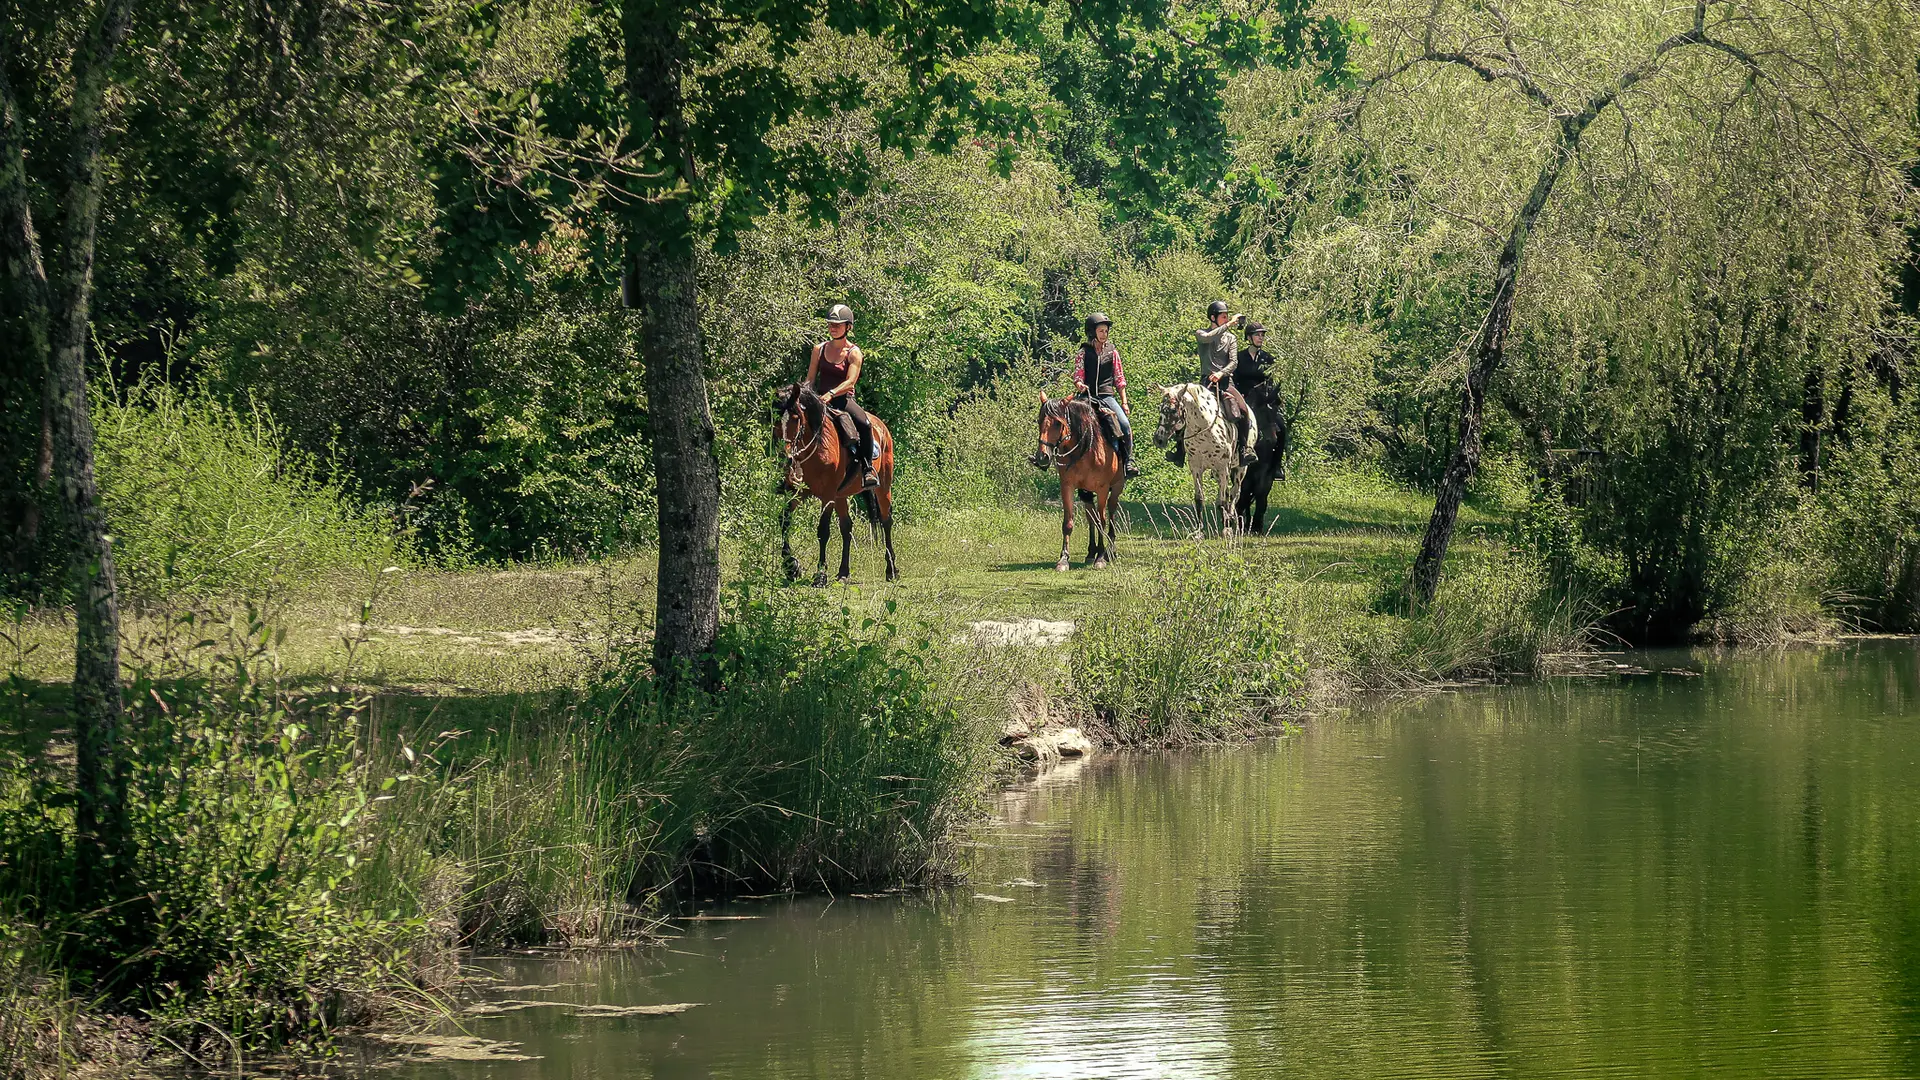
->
[1206,300,1230,318]
[826,303,854,325]
[1246,322,1268,336]
[1084,312,1113,337]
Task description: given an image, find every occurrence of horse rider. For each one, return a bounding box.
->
[1235,321,1272,394]
[1074,313,1140,478]
[804,303,878,490]
[1170,300,1257,466]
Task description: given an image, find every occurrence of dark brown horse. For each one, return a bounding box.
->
[775,383,897,585]
[1035,393,1126,571]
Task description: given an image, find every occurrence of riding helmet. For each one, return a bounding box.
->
[1246,322,1268,336]
[1084,312,1113,335]
[1206,300,1230,318]
[826,303,855,325]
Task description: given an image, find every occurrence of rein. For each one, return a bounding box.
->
[783,410,827,465]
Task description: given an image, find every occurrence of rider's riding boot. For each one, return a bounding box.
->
[1237,420,1258,463]
[1120,435,1140,478]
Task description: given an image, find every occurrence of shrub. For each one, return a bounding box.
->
[91,379,405,603]
[626,587,988,890]
[1070,549,1309,745]
[0,614,423,1058]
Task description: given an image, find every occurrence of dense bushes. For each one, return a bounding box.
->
[1071,543,1587,744]
[92,381,406,603]
[1072,551,1309,744]
[0,614,423,1057]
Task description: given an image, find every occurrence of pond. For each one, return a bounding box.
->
[356,643,1920,1079]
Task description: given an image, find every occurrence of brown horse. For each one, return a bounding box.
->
[775,383,898,585]
[1035,393,1126,571]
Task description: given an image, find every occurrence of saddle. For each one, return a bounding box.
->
[826,404,859,448]
[1076,393,1121,446]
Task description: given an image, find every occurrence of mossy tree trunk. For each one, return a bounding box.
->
[0,0,133,881]
[621,0,721,671]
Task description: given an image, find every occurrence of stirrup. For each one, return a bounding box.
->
[861,469,880,490]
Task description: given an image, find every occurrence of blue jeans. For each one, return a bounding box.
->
[1096,395,1131,438]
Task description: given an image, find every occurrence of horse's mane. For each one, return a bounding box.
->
[1039,395,1102,464]
[777,382,827,437]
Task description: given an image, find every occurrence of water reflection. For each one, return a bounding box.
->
[349,642,1920,1079]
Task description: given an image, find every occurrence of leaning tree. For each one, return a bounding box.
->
[1346,0,1902,606]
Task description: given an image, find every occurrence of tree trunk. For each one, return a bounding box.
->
[0,42,52,572]
[622,0,721,672]
[1407,146,1572,606]
[45,0,133,874]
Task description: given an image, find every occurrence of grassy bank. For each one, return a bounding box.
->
[1,471,1588,1073]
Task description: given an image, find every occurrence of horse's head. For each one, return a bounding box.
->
[775,382,825,458]
[1152,385,1184,448]
[1035,393,1074,467]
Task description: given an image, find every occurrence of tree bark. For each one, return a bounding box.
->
[42,0,133,871]
[622,0,721,672]
[0,36,52,567]
[1406,148,1568,605]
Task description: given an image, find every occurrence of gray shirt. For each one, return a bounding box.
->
[1197,323,1238,381]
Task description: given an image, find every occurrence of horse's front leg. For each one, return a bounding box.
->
[836,499,854,582]
[1220,469,1242,537]
[1057,476,1075,572]
[781,495,804,582]
[813,503,834,587]
[1191,470,1207,538]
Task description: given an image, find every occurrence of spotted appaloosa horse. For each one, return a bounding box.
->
[1035,393,1126,571]
[774,383,897,585]
[1153,383,1245,535]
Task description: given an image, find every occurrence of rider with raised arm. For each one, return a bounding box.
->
[1171,300,1257,466]
[1074,313,1140,478]
[804,303,878,490]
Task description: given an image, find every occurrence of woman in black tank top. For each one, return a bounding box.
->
[803,304,876,488]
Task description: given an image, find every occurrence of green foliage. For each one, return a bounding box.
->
[0,614,423,1057]
[616,586,986,890]
[1071,549,1309,745]
[367,582,991,944]
[91,380,406,602]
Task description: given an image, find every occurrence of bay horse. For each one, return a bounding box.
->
[1035,393,1126,571]
[1152,383,1245,535]
[774,383,898,585]
[1235,381,1293,534]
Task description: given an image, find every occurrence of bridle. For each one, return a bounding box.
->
[780,400,826,465]
[1037,400,1088,468]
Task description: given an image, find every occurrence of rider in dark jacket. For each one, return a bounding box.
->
[1074,313,1139,478]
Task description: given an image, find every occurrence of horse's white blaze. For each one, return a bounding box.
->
[1165,383,1245,534]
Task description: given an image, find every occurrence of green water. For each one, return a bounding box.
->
[359,644,1920,1078]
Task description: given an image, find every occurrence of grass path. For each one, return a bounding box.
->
[9,474,1504,699]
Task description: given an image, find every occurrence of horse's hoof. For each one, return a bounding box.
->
[886,569,900,582]
[811,574,828,588]
[1055,560,1071,573]
[836,575,851,584]
[1093,558,1109,570]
